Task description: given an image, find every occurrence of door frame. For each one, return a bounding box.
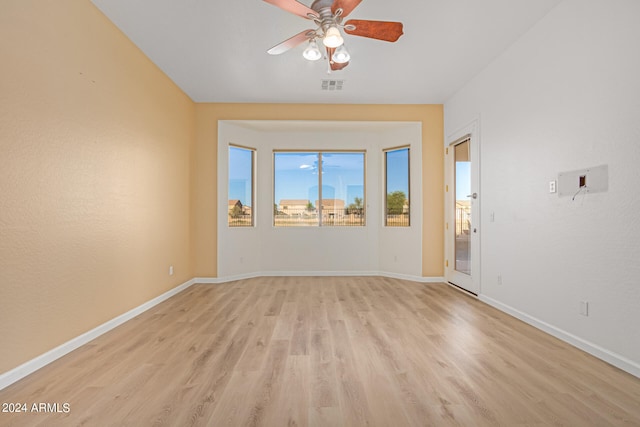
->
[445,120,480,295]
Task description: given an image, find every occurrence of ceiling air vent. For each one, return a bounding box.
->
[321,80,344,91]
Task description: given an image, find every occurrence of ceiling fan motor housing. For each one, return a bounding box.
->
[311,0,335,13]
[311,0,342,33]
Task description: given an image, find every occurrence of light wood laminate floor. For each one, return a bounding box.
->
[1,276,639,426]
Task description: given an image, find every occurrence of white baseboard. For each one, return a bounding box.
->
[0,278,196,391]
[479,295,640,379]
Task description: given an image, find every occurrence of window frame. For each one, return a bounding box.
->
[228,143,256,228]
[383,145,411,227]
[272,149,366,227]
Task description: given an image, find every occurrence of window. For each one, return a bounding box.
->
[274,151,365,227]
[228,145,255,227]
[384,146,410,226]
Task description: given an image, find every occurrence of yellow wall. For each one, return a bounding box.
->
[0,1,195,373]
[193,104,444,278]
[0,1,443,376]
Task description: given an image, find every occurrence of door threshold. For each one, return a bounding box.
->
[447,281,478,297]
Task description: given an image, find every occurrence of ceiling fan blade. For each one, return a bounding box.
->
[331,0,362,18]
[344,19,404,42]
[263,0,318,19]
[331,61,349,70]
[326,47,349,70]
[268,29,315,55]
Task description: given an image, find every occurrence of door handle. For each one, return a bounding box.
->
[467,193,478,199]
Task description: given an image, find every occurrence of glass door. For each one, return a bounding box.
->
[447,132,479,294]
[455,140,471,275]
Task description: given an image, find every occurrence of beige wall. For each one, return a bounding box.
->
[0,1,443,376]
[194,104,444,278]
[0,1,195,373]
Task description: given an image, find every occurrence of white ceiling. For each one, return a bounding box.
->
[90,0,561,104]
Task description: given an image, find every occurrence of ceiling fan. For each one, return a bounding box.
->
[263,0,404,71]
[299,158,339,173]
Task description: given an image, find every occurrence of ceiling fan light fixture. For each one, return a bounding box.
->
[322,25,344,48]
[264,0,405,71]
[303,39,322,61]
[332,44,350,63]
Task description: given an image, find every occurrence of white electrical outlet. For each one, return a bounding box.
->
[549,180,557,193]
[497,275,502,286]
[169,265,174,276]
